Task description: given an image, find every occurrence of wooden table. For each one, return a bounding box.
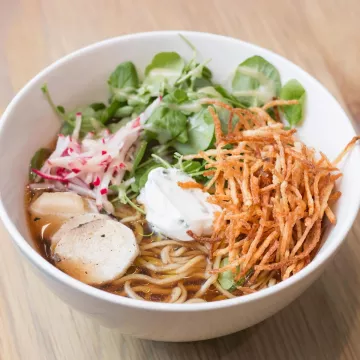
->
[1,0,360,359]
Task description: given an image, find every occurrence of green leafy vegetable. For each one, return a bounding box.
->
[110,184,145,214]
[218,258,237,290]
[100,100,122,124]
[232,56,281,107]
[59,122,73,136]
[216,107,239,134]
[64,106,104,135]
[29,148,52,180]
[151,154,172,168]
[181,159,202,174]
[41,85,106,136]
[218,257,254,292]
[89,102,106,111]
[130,141,148,176]
[176,59,211,89]
[174,108,214,155]
[108,117,131,133]
[41,84,66,121]
[144,52,185,94]
[132,163,163,192]
[213,85,245,108]
[57,105,65,114]
[40,39,308,209]
[108,61,139,91]
[114,105,134,118]
[146,107,188,144]
[162,89,188,104]
[280,79,306,127]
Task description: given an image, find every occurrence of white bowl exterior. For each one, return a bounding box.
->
[0,31,359,341]
[27,251,325,341]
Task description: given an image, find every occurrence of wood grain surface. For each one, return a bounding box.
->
[1,0,360,359]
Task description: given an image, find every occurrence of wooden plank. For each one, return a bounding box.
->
[0,0,359,359]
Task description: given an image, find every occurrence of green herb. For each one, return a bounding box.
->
[100,100,122,124]
[130,141,148,176]
[108,61,139,91]
[110,184,145,214]
[213,85,245,108]
[176,59,211,87]
[146,107,188,144]
[232,56,281,107]
[108,117,131,133]
[59,122,74,136]
[136,230,154,238]
[218,257,254,292]
[29,148,52,180]
[41,84,66,121]
[114,105,134,118]
[216,107,240,134]
[180,159,202,174]
[280,79,306,127]
[144,52,185,95]
[218,258,237,290]
[57,105,65,114]
[151,154,172,168]
[162,89,188,104]
[89,102,106,111]
[133,163,163,191]
[173,108,214,155]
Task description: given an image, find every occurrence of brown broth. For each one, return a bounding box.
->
[25,188,223,302]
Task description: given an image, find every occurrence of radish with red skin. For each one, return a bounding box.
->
[32,97,162,213]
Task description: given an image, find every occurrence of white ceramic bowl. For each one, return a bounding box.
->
[0,31,359,342]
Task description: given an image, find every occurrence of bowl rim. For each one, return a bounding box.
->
[1,30,359,312]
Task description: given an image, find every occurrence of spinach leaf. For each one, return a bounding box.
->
[232,56,281,107]
[174,108,214,155]
[144,52,185,94]
[280,79,306,127]
[29,148,52,180]
[146,107,188,144]
[108,61,139,91]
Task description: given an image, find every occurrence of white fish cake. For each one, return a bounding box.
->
[51,213,109,248]
[30,192,86,218]
[53,218,139,285]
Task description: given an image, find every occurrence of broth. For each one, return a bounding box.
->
[26,187,224,302]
